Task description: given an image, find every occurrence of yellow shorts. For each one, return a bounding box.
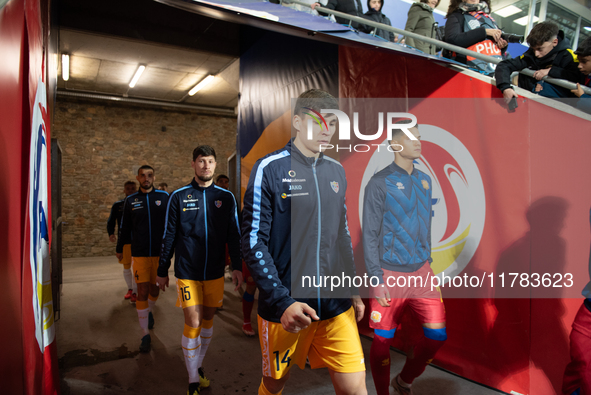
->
[118,244,132,265]
[176,277,225,309]
[258,307,365,379]
[132,257,158,284]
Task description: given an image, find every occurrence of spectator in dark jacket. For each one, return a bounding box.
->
[404,0,440,54]
[496,21,582,103]
[444,0,507,75]
[312,0,364,26]
[570,36,591,113]
[361,0,394,42]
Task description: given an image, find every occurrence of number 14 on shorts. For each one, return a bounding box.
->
[273,350,291,371]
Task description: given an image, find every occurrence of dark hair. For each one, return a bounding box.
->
[124,181,136,187]
[575,36,591,58]
[158,182,168,188]
[446,0,490,18]
[421,0,440,7]
[294,89,339,118]
[216,174,229,182]
[527,21,559,47]
[389,120,419,143]
[138,165,154,175]
[192,145,217,161]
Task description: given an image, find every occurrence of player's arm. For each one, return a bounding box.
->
[116,198,131,257]
[107,203,117,242]
[241,161,317,332]
[227,192,243,290]
[156,192,179,290]
[362,179,391,306]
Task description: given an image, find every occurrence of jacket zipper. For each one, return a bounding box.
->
[203,189,208,279]
[147,193,152,255]
[312,158,321,318]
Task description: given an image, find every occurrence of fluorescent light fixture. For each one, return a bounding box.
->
[513,15,538,26]
[129,65,146,88]
[62,54,70,81]
[585,26,591,32]
[494,5,522,18]
[189,75,215,96]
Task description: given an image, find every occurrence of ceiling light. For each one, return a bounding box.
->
[585,27,591,32]
[62,54,69,81]
[189,75,215,96]
[129,65,146,88]
[513,15,538,26]
[494,5,522,18]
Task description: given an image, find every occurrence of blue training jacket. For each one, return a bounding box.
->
[158,179,241,281]
[362,161,432,282]
[241,140,357,323]
[117,188,170,257]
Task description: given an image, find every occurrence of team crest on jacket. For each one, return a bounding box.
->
[422,180,429,190]
[155,200,162,206]
[215,200,222,208]
[330,181,339,193]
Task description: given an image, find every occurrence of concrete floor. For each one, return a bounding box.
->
[57,257,504,395]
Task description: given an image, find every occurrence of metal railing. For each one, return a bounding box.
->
[287,0,591,96]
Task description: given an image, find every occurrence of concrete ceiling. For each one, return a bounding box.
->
[56,0,242,110]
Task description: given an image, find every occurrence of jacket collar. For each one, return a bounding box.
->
[288,138,325,166]
[390,160,417,176]
[190,178,215,191]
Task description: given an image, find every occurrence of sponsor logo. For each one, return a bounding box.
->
[396,182,405,190]
[330,181,339,193]
[281,193,287,199]
[359,125,486,282]
[187,194,192,199]
[370,311,382,323]
[183,199,199,203]
[282,178,306,183]
[135,198,139,202]
[155,200,161,206]
[183,207,199,212]
[303,107,328,131]
[215,200,222,208]
[289,185,302,191]
[288,170,296,177]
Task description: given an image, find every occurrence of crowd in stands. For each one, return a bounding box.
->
[279,0,591,113]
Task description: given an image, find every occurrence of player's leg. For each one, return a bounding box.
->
[309,307,367,395]
[195,277,225,388]
[147,257,160,329]
[121,244,133,299]
[178,279,205,394]
[133,257,152,352]
[242,261,256,336]
[397,264,447,392]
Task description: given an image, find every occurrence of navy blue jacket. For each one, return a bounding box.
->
[363,162,432,282]
[117,188,170,257]
[241,140,356,323]
[158,179,241,280]
[107,200,124,236]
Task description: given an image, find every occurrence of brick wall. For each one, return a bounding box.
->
[53,98,237,258]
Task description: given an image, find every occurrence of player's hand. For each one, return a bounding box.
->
[571,83,585,98]
[156,275,169,291]
[280,302,319,333]
[533,68,550,80]
[232,270,243,292]
[502,88,518,104]
[109,235,116,243]
[115,253,123,261]
[351,295,365,322]
[374,284,391,307]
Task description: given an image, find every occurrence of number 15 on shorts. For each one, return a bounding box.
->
[181,286,191,301]
[273,350,291,371]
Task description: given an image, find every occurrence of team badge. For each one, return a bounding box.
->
[215,200,222,208]
[370,311,382,323]
[330,181,339,193]
[288,170,296,177]
[281,193,287,199]
[422,180,429,190]
[155,200,161,206]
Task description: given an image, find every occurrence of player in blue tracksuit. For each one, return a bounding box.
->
[363,123,446,395]
[241,89,367,395]
[156,145,242,395]
[107,180,137,300]
[117,165,169,353]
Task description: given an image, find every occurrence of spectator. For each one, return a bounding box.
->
[157,182,168,192]
[444,0,507,75]
[361,0,395,42]
[404,0,440,55]
[570,36,591,113]
[496,21,582,103]
[312,0,364,27]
